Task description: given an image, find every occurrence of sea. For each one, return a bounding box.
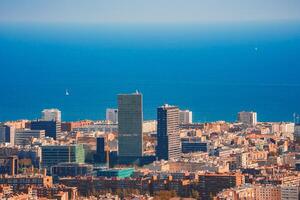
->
[0,22,300,122]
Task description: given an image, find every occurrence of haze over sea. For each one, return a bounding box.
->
[0,22,300,122]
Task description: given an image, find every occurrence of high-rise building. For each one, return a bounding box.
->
[156,104,181,161]
[41,144,85,171]
[179,110,193,124]
[42,108,61,122]
[0,125,15,145]
[118,92,143,163]
[15,129,45,146]
[106,108,118,123]
[30,120,61,140]
[237,111,257,126]
[94,137,106,163]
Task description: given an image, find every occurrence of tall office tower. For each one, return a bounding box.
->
[30,120,61,140]
[237,111,257,126]
[0,125,15,145]
[179,110,193,124]
[15,129,45,146]
[106,108,118,123]
[118,92,143,162]
[42,108,61,122]
[156,104,181,161]
[41,144,85,171]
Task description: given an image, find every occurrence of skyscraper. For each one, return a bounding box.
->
[42,108,61,122]
[237,111,257,126]
[0,125,15,145]
[106,108,118,123]
[95,137,106,163]
[118,92,143,163]
[179,110,193,124]
[156,104,181,161]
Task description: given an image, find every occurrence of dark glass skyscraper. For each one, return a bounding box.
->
[156,104,181,161]
[95,137,106,163]
[118,92,143,163]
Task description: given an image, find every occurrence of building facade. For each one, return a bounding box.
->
[15,129,45,146]
[156,104,181,161]
[179,110,193,124]
[237,111,257,126]
[118,92,143,163]
[30,120,61,140]
[94,137,106,163]
[294,123,300,143]
[42,108,61,122]
[0,125,15,145]
[106,108,118,123]
[41,144,85,171]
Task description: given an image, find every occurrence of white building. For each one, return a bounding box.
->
[179,110,193,124]
[15,129,45,145]
[238,111,257,126]
[106,108,118,123]
[42,108,61,122]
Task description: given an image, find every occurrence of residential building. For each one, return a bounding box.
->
[156,104,181,161]
[198,173,245,200]
[0,171,52,192]
[238,111,257,126]
[179,110,193,124]
[254,185,281,200]
[281,184,300,200]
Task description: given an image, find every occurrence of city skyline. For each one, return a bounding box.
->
[0,1,299,199]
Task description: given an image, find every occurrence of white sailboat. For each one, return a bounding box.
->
[65,89,69,96]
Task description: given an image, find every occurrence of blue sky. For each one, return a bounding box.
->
[1,0,300,23]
